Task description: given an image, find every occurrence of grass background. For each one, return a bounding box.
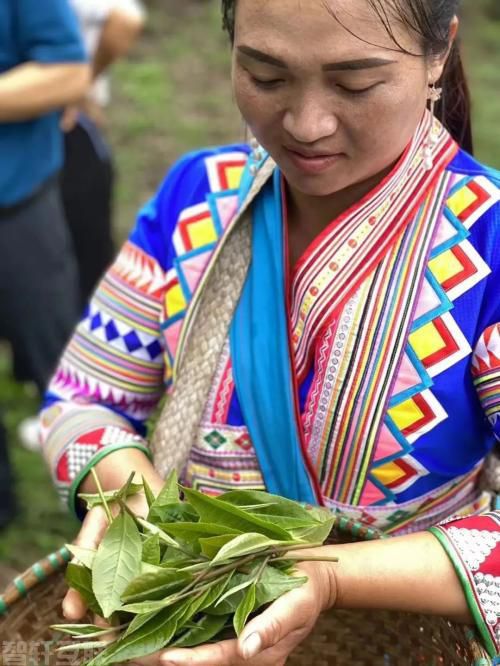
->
[1,0,500,572]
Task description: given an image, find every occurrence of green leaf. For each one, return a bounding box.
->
[199,535,237,559]
[56,641,109,653]
[65,544,96,569]
[147,471,180,522]
[198,571,234,610]
[50,624,108,637]
[142,476,156,508]
[290,518,335,544]
[254,565,308,608]
[78,483,143,510]
[233,584,256,636]
[123,609,161,638]
[215,577,254,607]
[210,533,298,565]
[182,487,291,540]
[158,521,242,542]
[141,534,161,565]
[173,613,229,648]
[121,568,192,604]
[137,517,183,549]
[85,605,182,666]
[92,511,142,618]
[64,563,103,616]
[219,490,316,521]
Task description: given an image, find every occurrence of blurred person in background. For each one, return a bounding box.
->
[61,0,147,309]
[0,0,89,525]
[16,0,146,452]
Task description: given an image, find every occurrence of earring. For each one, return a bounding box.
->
[249,136,264,176]
[423,82,443,170]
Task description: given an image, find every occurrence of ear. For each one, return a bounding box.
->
[428,15,459,84]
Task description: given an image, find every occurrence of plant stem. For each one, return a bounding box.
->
[272,555,339,563]
[91,467,113,524]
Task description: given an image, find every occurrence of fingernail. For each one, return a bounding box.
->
[242,632,262,660]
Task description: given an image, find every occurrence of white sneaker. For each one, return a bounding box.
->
[17,416,41,452]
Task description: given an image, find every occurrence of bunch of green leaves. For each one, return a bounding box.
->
[52,471,337,665]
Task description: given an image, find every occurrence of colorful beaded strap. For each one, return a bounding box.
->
[0,546,71,616]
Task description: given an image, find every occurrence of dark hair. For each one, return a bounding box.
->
[221,0,473,153]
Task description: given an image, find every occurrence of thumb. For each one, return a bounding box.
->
[238,585,310,660]
[62,507,109,620]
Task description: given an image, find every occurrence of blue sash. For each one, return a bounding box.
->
[229,169,317,503]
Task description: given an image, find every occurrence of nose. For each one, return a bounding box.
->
[282,92,338,144]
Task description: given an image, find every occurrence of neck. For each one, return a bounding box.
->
[286,163,395,237]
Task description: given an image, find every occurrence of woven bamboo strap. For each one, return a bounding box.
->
[151,158,276,478]
[0,546,70,616]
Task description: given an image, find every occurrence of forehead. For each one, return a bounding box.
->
[234,0,418,58]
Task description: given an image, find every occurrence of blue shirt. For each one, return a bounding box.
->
[0,0,87,206]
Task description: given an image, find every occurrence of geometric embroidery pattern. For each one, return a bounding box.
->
[161,152,248,369]
[83,303,164,362]
[368,173,499,504]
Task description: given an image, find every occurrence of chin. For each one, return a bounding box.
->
[281,168,351,198]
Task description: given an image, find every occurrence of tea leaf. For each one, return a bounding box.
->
[141,476,156,508]
[158,522,242,543]
[92,511,142,618]
[147,471,180,522]
[121,568,192,604]
[182,487,291,540]
[85,606,182,666]
[210,533,298,565]
[219,490,315,521]
[64,563,103,616]
[215,577,254,606]
[78,484,143,510]
[141,534,161,566]
[173,614,229,648]
[289,518,335,544]
[199,535,238,559]
[233,584,256,636]
[254,566,308,608]
[137,518,182,549]
[56,641,109,653]
[50,624,107,637]
[65,544,96,569]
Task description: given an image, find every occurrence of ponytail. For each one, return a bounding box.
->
[437,42,474,153]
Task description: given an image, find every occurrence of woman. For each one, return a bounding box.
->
[40,0,500,663]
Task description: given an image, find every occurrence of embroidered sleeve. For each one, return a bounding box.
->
[40,234,166,513]
[40,146,250,514]
[429,513,500,658]
[472,323,500,442]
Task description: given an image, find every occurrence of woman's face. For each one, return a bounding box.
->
[232,0,448,198]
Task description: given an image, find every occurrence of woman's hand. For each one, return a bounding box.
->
[62,492,151,621]
[129,558,336,666]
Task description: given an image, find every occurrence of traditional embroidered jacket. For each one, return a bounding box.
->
[41,116,500,656]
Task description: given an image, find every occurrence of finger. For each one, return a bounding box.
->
[62,588,87,621]
[159,638,241,666]
[237,584,315,660]
[63,507,109,619]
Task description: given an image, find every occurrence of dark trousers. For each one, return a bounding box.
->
[0,178,80,393]
[0,178,79,525]
[62,116,115,309]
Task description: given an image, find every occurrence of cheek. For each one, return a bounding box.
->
[233,74,282,137]
[345,85,426,159]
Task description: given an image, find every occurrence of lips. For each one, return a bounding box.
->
[284,146,344,174]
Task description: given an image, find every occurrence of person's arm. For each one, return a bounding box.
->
[323,531,471,620]
[0,62,90,122]
[92,7,145,80]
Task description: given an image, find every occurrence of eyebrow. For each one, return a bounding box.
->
[237,46,395,71]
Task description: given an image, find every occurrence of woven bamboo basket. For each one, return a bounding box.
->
[0,517,493,666]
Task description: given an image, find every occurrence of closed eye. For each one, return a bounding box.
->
[336,83,380,96]
[249,75,285,90]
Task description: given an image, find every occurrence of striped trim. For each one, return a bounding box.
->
[316,170,455,504]
[290,113,458,379]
